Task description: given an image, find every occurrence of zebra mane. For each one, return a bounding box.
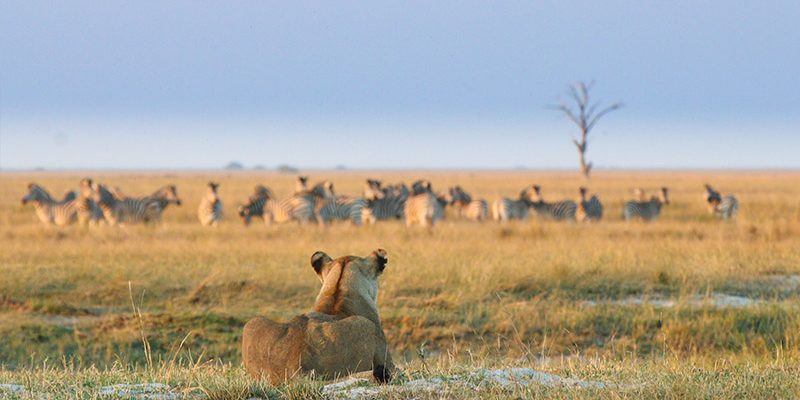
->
[26,184,53,202]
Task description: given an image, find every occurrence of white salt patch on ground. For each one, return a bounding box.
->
[582,293,761,308]
[0,384,26,394]
[99,383,177,399]
[323,368,614,399]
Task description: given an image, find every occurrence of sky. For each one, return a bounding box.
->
[1,1,799,170]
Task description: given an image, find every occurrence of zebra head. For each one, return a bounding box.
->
[531,185,544,203]
[251,185,273,201]
[310,180,335,198]
[205,182,220,199]
[363,179,385,200]
[660,187,670,205]
[295,176,309,194]
[153,185,181,206]
[704,184,722,205]
[411,179,432,195]
[21,183,51,205]
[519,185,538,205]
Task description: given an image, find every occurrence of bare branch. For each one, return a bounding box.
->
[586,102,623,132]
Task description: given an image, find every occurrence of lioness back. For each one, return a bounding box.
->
[243,313,381,384]
[242,249,393,385]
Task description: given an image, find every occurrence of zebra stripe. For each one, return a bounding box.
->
[624,187,670,221]
[237,185,276,225]
[705,184,738,220]
[404,192,444,227]
[531,200,578,221]
[577,187,603,222]
[21,184,79,226]
[713,195,739,220]
[263,195,317,225]
[317,195,367,225]
[448,186,488,221]
[529,185,577,221]
[492,186,537,221]
[198,182,223,226]
[85,181,160,225]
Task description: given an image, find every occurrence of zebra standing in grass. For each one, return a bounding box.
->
[448,186,488,221]
[304,180,366,225]
[529,185,577,221]
[238,184,316,225]
[623,187,670,221]
[141,185,182,222]
[82,179,160,225]
[492,185,538,222]
[705,184,739,220]
[404,180,444,227]
[576,187,603,222]
[21,183,103,226]
[21,184,79,226]
[361,179,407,224]
[198,182,223,226]
[237,185,273,226]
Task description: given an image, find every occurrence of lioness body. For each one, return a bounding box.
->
[242,250,393,385]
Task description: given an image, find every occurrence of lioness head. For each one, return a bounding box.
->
[310,249,388,318]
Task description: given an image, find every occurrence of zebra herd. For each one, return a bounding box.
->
[20,176,740,227]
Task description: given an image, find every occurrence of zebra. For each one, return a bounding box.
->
[492,185,538,221]
[237,185,272,226]
[82,179,160,225]
[302,180,365,225]
[448,186,488,221]
[361,180,407,224]
[576,186,603,222]
[21,184,79,226]
[198,182,223,226]
[529,185,577,221]
[21,183,104,226]
[137,185,182,222]
[404,180,444,227]
[263,194,317,225]
[623,187,670,221]
[705,184,739,220]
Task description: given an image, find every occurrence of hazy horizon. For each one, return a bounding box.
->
[2,1,799,170]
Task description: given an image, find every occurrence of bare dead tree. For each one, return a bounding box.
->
[552,81,622,178]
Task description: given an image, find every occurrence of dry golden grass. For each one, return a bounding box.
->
[1,170,799,398]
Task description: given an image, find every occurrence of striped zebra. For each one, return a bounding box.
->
[623,187,670,221]
[198,182,223,226]
[82,179,160,225]
[317,195,367,225]
[21,184,78,226]
[404,180,444,227]
[705,184,739,220]
[448,186,488,221]
[492,185,538,221]
[362,180,407,224]
[576,186,603,222]
[237,185,272,226]
[263,194,317,225]
[22,183,104,226]
[140,185,182,222]
[529,185,577,221]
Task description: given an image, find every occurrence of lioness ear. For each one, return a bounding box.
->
[311,251,332,274]
[371,249,388,273]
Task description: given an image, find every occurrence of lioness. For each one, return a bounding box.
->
[242,249,394,385]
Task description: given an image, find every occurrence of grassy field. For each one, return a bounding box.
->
[1,170,799,399]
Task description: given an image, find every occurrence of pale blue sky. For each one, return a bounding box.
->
[1,1,798,169]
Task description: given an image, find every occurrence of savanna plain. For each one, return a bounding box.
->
[1,170,799,399]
